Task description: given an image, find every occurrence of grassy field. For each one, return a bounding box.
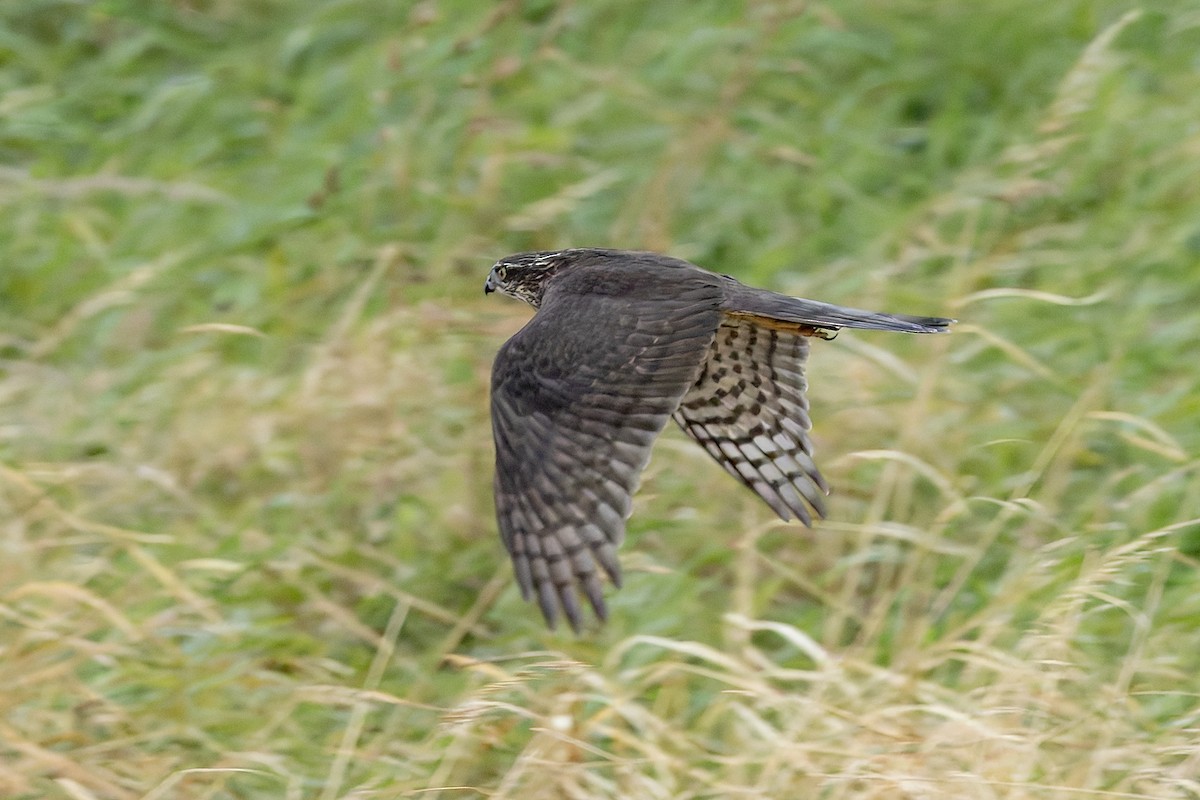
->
[3,1,1200,797]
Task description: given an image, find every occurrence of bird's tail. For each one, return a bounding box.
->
[721,283,954,335]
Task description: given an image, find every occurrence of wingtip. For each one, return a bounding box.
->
[536,583,559,630]
[582,574,609,622]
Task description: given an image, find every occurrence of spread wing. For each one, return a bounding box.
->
[490,281,722,632]
[672,315,830,525]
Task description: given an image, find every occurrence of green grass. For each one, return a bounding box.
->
[3,1,1200,797]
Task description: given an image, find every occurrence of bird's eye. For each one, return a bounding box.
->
[495,266,508,282]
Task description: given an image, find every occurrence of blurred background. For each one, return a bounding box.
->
[3,1,1199,797]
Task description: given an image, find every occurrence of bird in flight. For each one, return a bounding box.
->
[485,248,952,632]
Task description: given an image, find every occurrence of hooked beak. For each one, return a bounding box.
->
[483,269,497,295]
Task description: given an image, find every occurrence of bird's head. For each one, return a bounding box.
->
[484,250,572,308]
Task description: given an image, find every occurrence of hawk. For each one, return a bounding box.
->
[485,248,952,632]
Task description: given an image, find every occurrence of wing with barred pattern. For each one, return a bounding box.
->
[490,266,723,631]
[672,316,830,525]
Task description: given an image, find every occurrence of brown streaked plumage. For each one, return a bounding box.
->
[485,248,953,632]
